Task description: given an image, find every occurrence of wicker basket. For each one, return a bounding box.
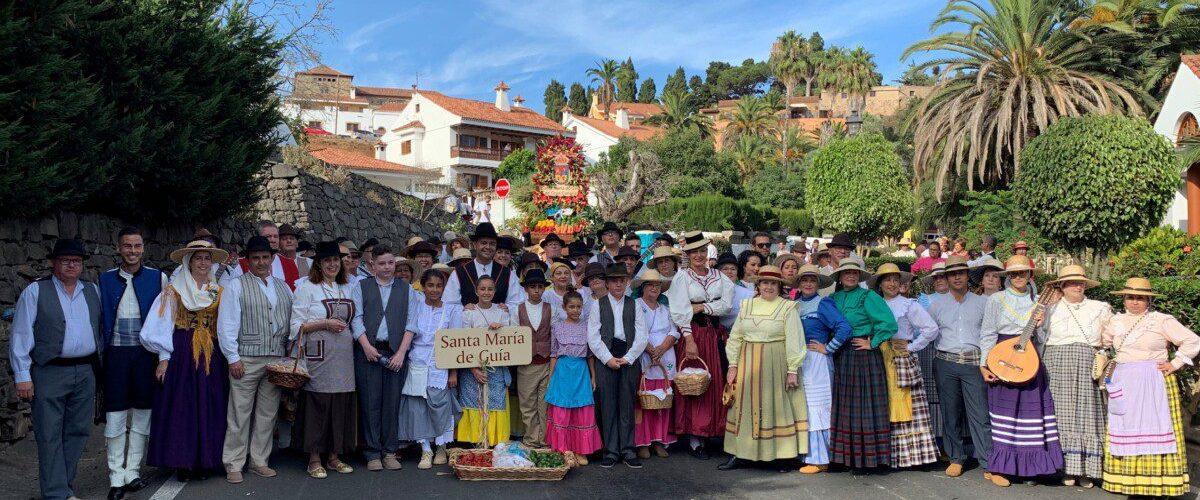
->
[267,333,310,390]
[638,362,673,410]
[674,357,711,396]
[448,448,569,481]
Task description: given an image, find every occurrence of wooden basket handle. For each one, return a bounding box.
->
[639,361,668,391]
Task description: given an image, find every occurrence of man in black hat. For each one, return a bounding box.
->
[821,233,856,274]
[590,222,624,267]
[586,264,647,468]
[217,236,293,484]
[444,223,522,310]
[11,239,103,500]
[98,227,166,499]
[615,246,641,282]
[567,241,593,285]
[539,233,566,266]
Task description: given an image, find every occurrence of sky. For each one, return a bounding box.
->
[300,0,948,113]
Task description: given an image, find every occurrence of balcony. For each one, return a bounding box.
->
[450,146,514,162]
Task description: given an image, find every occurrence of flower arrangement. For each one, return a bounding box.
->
[522,137,590,239]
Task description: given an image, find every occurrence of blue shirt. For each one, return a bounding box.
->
[913,291,988,354]
[9,277,99,383]
[796,293,853,353]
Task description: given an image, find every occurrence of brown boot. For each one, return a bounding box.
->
[636,447,651,459]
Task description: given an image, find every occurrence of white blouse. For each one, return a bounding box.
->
[140,284,221,362]
[721,284,756,330]
[1043,298,1112,347]
[665,268,735,336]
[885,295,939,342]
[638,298,680,379]
[404,297,464,389]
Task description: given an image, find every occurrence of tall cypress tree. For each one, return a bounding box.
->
[543,79,566,122]
[568,82,588,116]
[637,77,657,103]
[616,57,638,103]
[663,67,688,98]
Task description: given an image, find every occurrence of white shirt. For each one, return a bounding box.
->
[443,258,525,310]
[1043,298,1113,347]
[511,300,546,330]
[474,200,490,223]
[404,298,464,389]
[586,294,648,365]
[116,268,169,320]
[217,274,291,363]
[638,298,679,379]
[665,268,735,336]
[542,288,571,322]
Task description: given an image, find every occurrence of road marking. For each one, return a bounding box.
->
[148,478,186,500]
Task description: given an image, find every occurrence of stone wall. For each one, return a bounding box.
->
[0,162,458,443]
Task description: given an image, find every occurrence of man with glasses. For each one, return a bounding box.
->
[11,239,104,500]
[750,232,773,258]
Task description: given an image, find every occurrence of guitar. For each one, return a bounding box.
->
[985,285,1061,385]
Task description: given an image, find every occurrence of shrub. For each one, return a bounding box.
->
[744,162,805,209]
[1014,115,1177,258]
[805,133,914,243]
[1111,226,1200,279]
[959,190,1057,258]
[632,194,813,233]
[495,148,537,186]
[777,208,814,235]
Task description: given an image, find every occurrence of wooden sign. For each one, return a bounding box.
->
[542,185,581,197]
[435,326,533,369]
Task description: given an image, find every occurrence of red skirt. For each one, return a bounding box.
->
[546,404,602,454]
[671,323,726,437]
[636,379,677,446]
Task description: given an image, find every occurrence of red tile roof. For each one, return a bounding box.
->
[419,91,565,132]
[300,64,350,77]
[375,102,408,113]
[1183,54,1200,79]
[571,115,661,141]
[612,102,663,117]
[393,120,425,131]
[308,147,439,177]
[355,86,413,99]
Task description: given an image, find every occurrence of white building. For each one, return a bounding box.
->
[280,65,413,137]
[560,106,662,164]
[1152,55,1200,235]
[378,82,567,189]
[307,146,441,195]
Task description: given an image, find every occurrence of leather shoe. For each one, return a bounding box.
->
[717,456,740,471]
[124,477,150,492]
[600,456,618,468]
[689,446,710,460]
[945,463,964,477]
[985,472,1011,487]
[624,457,643,469]
[226,471,243,484]
[107,487,125,500]
[249,466,277,478]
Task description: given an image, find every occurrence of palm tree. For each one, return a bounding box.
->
[1070,0,1200,99]
[722,96,776,148]
[843,47,881,113]
[769,30,804,98]
[729,134,770,181]
[644,91,714,138]
[773,123,816,172]
[815,46,848,97]
[586,59,620,119]
[901,0,1143,200]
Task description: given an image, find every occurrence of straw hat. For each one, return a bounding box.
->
[632,269,673,291]
[170,239,229,264]
[869,262,912,289]
[1047,264,1100,289]
[897,236,914,247]
[943,255,971,273]
[1110,277,1162,297]
[772,253,804,271]
[649,246,682,266]
[795,263,834,288]
[813,243,830,258]
[449,248,473,266]
[1000,254,1037,275]
[1013,240,1030,251]
[748,265,792,286]
[920,262,948,288]
[830,257,872,282]
[680,231,711,253]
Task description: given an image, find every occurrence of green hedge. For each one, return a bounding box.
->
[865,256,916,270]
[633,194,813,233]
[1085,277,1200,330]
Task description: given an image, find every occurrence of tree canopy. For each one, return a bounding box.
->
[805,133,914,242]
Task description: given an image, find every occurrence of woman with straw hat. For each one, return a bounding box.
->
[632,270,679,459]
[1041,265,1111,487]
[664,231,735,460]
[648,246,682,279]
[1099,278,1199,497]
[828,257,897,469]
[870,264,939,468]
[970,257,1005,297]
[793,264,850,473]
[718,266,808,471]
[978,255,1062,487]
[141,239,230,480]
[772,253,804,299]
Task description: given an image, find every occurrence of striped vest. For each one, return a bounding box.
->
[236,273,292,357]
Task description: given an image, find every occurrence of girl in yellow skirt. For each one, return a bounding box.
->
[456,276,512,445]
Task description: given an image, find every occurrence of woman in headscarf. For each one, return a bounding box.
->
[828,257,897,469]
[871,264,939,469]
[290,242,358,479]
[542,261,576,320]
[1100,278,1199,497]
[665,231,735,460]
[719,265,808,471]
[793,264,851,474]
[1041,265,1111,488]
[141,240,229,481]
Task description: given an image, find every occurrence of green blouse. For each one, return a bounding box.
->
[830,287,898,348]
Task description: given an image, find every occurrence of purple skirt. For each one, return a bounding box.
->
[986,334,1064,476]
[147,328,229,470]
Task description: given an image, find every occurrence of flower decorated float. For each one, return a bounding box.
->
[524,137,590,243]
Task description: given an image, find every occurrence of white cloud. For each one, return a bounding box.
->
[343,13,407,53]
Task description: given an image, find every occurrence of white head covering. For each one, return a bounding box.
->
[175,251,218,312]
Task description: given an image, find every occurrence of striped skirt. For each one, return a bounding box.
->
[916,344,942,437]
[831,346,891,468]
[986,335,1064,477]
[1044,343,1106,479]
[1102,372,1190,497]
[723,341,808,461]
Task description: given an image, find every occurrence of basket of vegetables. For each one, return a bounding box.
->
[448,443,569,481]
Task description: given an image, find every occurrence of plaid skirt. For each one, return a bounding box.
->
[1045,343,1106,479]
[1102,372,1190,497]
[890,353,939,468]
[916,344,942,437]
[831,346,891,468]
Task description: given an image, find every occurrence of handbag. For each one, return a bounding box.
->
[1091,349,1113,382]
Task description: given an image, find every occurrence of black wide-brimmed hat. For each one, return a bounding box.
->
[827,233,854,249]
[313,241,347,260]
[567,240,593,258]
[715,252,738,269]
[604,263,630,279]
[471,222,500,242]
[278,223,302,238]
[655,233,676,246]
[517,251,549,273]
[242,236,276,256]
[582,263,607,283]
[540,233,566,248]
[520,268,550,286]
[49,239,87,259]
[615,246,640,261]
[595,221,622,239]
[496,235,517,252]
[297,240,314,253]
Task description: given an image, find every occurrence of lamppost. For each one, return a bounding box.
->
[846,109,863,136]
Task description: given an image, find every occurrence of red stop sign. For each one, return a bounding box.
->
[495,178,511,198]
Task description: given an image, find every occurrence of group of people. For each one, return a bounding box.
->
[9,220,1197,500]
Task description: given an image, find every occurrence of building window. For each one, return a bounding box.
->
[458,173,486,189]
[415,103,420,113]
[909,90,915,96]
[307,121,323,129]
[459,135,489,148]
[401,140,412,155]
[869,91,876,97]
[346,122,360,132]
